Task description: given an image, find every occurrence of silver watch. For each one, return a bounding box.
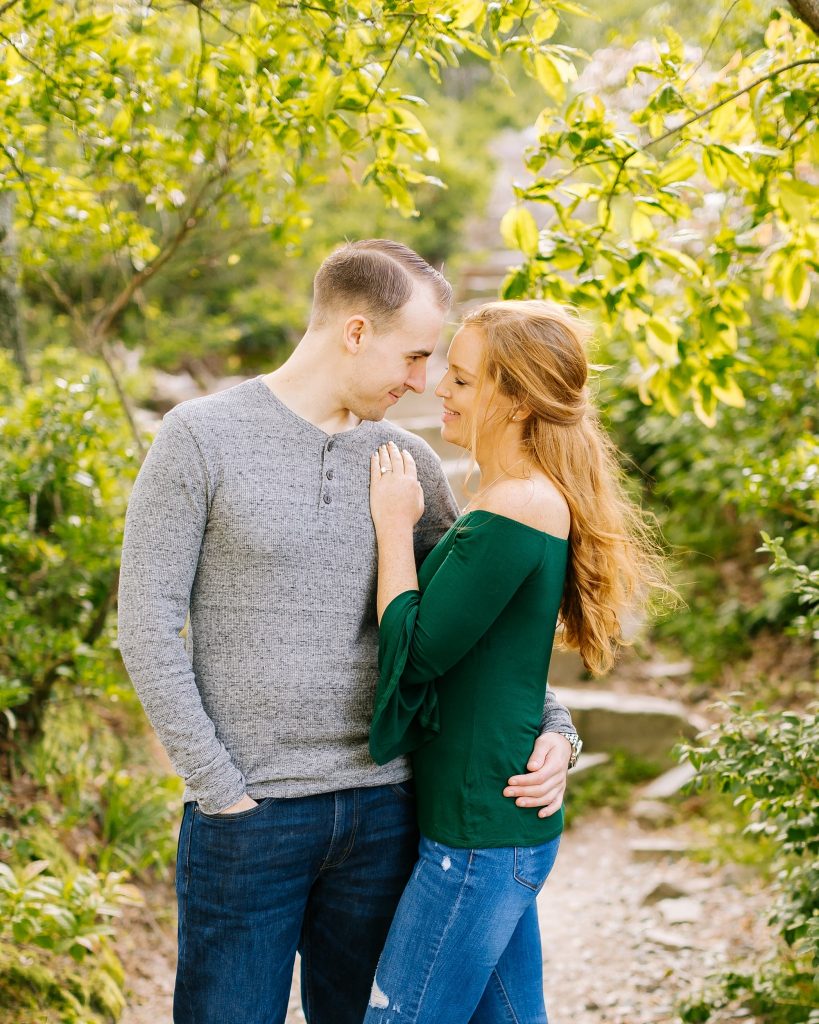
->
[562,731,583,769]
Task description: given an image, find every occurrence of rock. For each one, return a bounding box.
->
[150,370,202,412]
[645,928,695,950]
[641,660,693,678]
[656,897,703,924]
[719,863,758,886]
[555,688,701,763]
[134,407,162,434]
[641,880,694,905]
[212,375,251,394]
[629,837,699,861]
[631,798,676,828]
[569,752,610,777]
[640,761,698,800]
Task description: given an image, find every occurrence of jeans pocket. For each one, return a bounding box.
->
[195,797,271,822]
[389,779,416,802]
[513,834,562,892]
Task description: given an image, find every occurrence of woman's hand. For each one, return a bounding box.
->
[370,441,424,534]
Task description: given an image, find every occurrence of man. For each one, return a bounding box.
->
[117,239,581,1024]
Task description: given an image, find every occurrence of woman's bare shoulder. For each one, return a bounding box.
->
[471,475,571,539]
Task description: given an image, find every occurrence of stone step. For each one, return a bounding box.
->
[629,837,703,862]
[640,761,698,800]
[630,798,676,829]
[551,688,700,765]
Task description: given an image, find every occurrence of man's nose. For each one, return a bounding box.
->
[405,363,427,394]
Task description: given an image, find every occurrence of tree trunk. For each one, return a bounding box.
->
[0,193,31,382]
[788,0,819,32]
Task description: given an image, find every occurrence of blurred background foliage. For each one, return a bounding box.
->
[0,0,816,1020]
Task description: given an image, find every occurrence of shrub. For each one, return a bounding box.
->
[678,702,819,1022]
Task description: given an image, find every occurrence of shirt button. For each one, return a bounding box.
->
[323,493,331,504]
[326,469,334,480]
[326,439,335,451]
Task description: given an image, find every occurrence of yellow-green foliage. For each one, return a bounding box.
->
[0,857,138,1023]
[501,6,818,424]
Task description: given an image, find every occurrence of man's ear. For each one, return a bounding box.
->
[342,313,370,354]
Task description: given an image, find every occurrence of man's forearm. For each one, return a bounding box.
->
[539,685,576,735]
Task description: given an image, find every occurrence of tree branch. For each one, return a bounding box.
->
[0,0,24,17]
[38,267,86,338]
[0,142,38,222]
[681,0,741,88]
[364,16,417,113]
[644,59,819,150]
[0,31,62,90]
[89,175,219,340]
[591,153,633,245]
[98,341,145,458]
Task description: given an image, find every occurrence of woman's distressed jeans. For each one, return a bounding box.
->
[363,833,562,1024]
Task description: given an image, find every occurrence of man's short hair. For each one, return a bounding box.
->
[311,239,452,331]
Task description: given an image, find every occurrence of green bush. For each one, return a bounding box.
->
[598,302,818,684]
[0,856,140,1023]
[678,702,819,1022]
[0,350,182,1020]
[0,347,137,750]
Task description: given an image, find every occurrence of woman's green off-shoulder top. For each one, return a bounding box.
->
[370,509,569,848]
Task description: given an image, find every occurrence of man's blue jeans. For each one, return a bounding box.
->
[362,834,562,1024]
[172,782,419,1024]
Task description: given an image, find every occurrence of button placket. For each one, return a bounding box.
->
[320,437,336,509]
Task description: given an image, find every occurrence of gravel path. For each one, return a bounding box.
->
[537,808,770,1024]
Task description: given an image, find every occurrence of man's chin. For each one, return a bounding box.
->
[350,403,388,423]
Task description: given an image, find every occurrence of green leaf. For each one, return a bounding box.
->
[451,0,485,28]
[783,259,811,311]
[630,207,655,242]
[655,153,698,186]
[645,318,680,364]
[500,206,540,257]
[702,149,727,188]
[778,179,819,222]
[712,378,746,408]
[533,11,560,42]
[501,267,530,299]
[534,53,565,103]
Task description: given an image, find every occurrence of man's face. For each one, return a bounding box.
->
[347,283,446,421]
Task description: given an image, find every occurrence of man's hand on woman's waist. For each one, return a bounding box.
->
[502,732,572,818]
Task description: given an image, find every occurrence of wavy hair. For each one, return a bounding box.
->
[462,299,676,676]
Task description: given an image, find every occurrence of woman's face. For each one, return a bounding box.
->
[434,326,515,450]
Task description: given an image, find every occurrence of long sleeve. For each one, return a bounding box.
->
[540,686,575,735]
[370,589,439,764]
[117,411,246,814]
[370,519,546,764]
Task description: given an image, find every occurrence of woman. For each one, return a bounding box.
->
[364,300,671,1024]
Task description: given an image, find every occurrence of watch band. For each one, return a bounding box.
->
[561,731,582,769]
